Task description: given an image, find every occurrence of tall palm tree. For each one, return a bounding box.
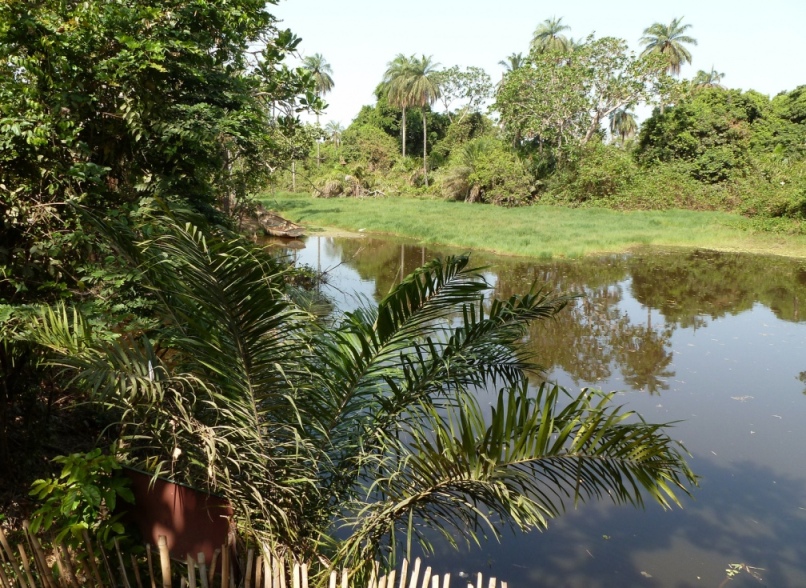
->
[639,17,697,76]
[531,16,571,53]
[403,54,442,187]
[610,108,638,144]
[692,67,726,89]
[383,54,416,157]
[324,120,344,147]
[302,53,334,166]
[31,210,696,579]
[498,52,525,73]
[302,52,335,97]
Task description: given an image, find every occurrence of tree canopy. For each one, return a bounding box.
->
[496,36,672,151]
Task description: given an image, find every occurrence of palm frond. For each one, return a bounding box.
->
[337,382,696,568]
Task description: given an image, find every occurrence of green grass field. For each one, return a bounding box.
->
[262,192,806,259]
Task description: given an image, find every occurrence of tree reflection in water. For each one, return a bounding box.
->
[270,234,806,586]
[282,237,806,396]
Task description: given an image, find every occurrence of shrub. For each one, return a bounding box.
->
[439,138,532,205]
[341,125,400,172]
[544,143,638,204]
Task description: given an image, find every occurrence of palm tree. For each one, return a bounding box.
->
[383,54,416,157]
[32,210,696,580]
[302,52,335,97]
[498,52,525,73]
[324,120,344,147]
[692,67,726,89]
[531,16,571,53]
[639,17,697,76]
[302,53,334,166]
[610,108,638,144]
[403,54,442,187]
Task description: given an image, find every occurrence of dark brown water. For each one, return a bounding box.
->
[279,235,806,587]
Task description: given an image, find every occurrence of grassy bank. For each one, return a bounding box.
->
[262,192,806,259]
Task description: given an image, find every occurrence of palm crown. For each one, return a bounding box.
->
[640,17,697,76]
[302,52,334,96]
[531,16,572,53]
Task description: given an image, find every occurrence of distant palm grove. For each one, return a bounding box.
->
[284,17,805,233]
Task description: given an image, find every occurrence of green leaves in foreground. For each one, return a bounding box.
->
[338,383,694,566]
[24,211,696,577]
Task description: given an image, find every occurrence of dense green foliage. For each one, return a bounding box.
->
[0,0,318,474]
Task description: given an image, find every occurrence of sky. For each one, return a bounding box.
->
[272,0,806,128]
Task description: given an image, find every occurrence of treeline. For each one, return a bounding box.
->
[283,19,806,231]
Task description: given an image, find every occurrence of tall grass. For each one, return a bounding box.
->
[262,192,806,259]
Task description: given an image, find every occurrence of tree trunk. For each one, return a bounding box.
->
[422,109,428,188]
[582,114,601,145]
[292,161,296,192]
[401,108,407,157]
[316,112,321,167]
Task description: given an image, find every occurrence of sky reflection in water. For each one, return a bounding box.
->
[279,235,806,588]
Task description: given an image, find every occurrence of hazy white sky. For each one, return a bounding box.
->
[273,0,806,127]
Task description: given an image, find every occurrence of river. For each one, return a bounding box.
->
[275,233,806,587]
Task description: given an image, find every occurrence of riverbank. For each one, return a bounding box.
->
[261,192,806,259]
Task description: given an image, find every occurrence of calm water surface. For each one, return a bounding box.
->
[278,235,806,588]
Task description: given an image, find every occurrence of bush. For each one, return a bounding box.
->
[341,125,400,172]
[439,138,532,205]
[544,142,638,204]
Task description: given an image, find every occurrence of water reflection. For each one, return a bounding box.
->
[267,234,806,587]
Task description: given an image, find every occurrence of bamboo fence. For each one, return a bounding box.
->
[0,524,507,588]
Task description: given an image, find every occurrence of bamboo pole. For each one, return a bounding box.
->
[244,549,254,588]
[291,562,300,588]
[301,563,308,588]
[407,559,421,588]
[22,521,54,588]
[339,568,347,588]
[0,527,28,588]
[132,554,145,588]
[270,556,279,588]
[397,559,408,588]
[260,551,270,588]
[146,544,157,588]
[420,566,432,588]
[208,549,220,588]
[254,555,262,588]
[277,557,286,588]
[52,543,70,588]
[157,536,172,588]
[81,529,105,588]
[115,538,133,588]
[97,542,116,587]
[197,553,209,588]
[16,544,38,588]
[220,545,229,588]
[187,555,197,588]
[57,542,80,588]
[0,557,13,588]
